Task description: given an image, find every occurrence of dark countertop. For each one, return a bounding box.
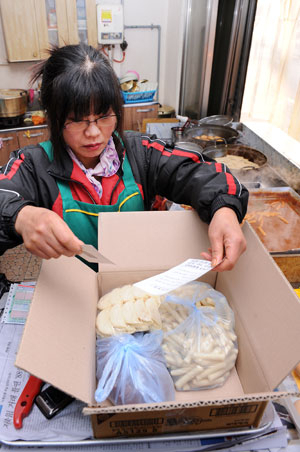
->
[0,123,48,133]
[236,123,300,193]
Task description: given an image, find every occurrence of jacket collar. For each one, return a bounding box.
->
[47,140,125,181]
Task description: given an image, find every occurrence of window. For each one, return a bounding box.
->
[241,0,300,162]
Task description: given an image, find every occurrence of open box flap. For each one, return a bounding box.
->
[216,222,300,393]
[98,210,211,272]
[15,255,99,405]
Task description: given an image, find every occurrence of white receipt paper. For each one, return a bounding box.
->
[134,258,214,295]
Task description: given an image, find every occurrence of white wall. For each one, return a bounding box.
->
[163,0,186,111]
[0,0,187,112]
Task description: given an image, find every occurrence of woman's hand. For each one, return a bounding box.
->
[201,207,246,272]
[15,206,84,259]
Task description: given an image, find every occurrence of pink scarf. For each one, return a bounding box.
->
[67,137,120,198]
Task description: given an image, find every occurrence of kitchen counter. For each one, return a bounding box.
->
[0,123,48,133]
[237,123,300,193]
[244,121,300,169]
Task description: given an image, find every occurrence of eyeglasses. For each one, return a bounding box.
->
[64,114,117,132]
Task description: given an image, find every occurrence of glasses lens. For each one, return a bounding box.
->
[96,115,116,128]
[65,121,87,132]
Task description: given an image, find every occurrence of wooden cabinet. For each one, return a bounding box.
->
[0,0,98,62]
[1,0,49,62]
[0,127,49,166]
[0,130,19,166]
[123,103,159,131]
[16,127,50,148]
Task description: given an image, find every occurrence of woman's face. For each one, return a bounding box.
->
[63,110,117,168]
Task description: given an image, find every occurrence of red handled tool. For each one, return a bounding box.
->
[13,375,44,429]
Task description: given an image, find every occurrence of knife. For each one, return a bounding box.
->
[13,375,44,429]
[80,244,115,264]
[270,249,300,256]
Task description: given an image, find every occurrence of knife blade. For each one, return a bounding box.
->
[270,249,300,256]
[80,244,115,264]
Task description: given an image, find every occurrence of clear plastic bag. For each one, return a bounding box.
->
[160,282,238,391]
[95,330,175,405]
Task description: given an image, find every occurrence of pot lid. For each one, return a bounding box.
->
[199,115,233,126]
[174,141,203,152]
[158,105,175,115]
[0,89,27,99]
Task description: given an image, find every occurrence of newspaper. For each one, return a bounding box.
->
[0,321,93,442]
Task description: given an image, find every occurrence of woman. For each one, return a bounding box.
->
[0,44,248,271]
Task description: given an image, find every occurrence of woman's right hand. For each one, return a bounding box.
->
[15,205,84,259]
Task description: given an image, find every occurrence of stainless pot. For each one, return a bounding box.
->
[0,89,27,118]
[171,126,185,143]
[203,144,267,169]
[183,124,239,148]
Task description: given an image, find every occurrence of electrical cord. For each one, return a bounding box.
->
[101,42,127,63]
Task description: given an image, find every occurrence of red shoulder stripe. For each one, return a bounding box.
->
[150,141,165,152]
[142,138,165,153]
[172,148,202,163]
[214,162,237,194]
[225,172,237,195]
[143,139,203,162]
[214,162,223,173]
[0,155,24,180]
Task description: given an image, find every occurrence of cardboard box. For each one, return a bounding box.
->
[15,211,300,439]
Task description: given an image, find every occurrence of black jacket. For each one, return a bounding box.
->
[0,131,248,254]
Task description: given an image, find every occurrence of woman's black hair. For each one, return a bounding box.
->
[30,44,124,162]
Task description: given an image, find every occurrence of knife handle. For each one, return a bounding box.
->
[13,375,44,429]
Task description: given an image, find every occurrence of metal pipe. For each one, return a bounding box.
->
[179,0,218,117]
[220,0,243,113]
[200,0,219,117]
[124,25,161,100]
[179,0,191,115]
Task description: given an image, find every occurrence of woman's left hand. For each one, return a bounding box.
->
[201,207,246,272]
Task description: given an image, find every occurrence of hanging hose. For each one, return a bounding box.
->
[112,51,126,63]
[100,45,126,63]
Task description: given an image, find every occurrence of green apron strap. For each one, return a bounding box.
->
[39,140,54,160]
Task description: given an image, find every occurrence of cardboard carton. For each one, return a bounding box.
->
[15,211,300,438]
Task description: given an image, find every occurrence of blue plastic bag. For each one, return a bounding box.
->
[95,330,175,405]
